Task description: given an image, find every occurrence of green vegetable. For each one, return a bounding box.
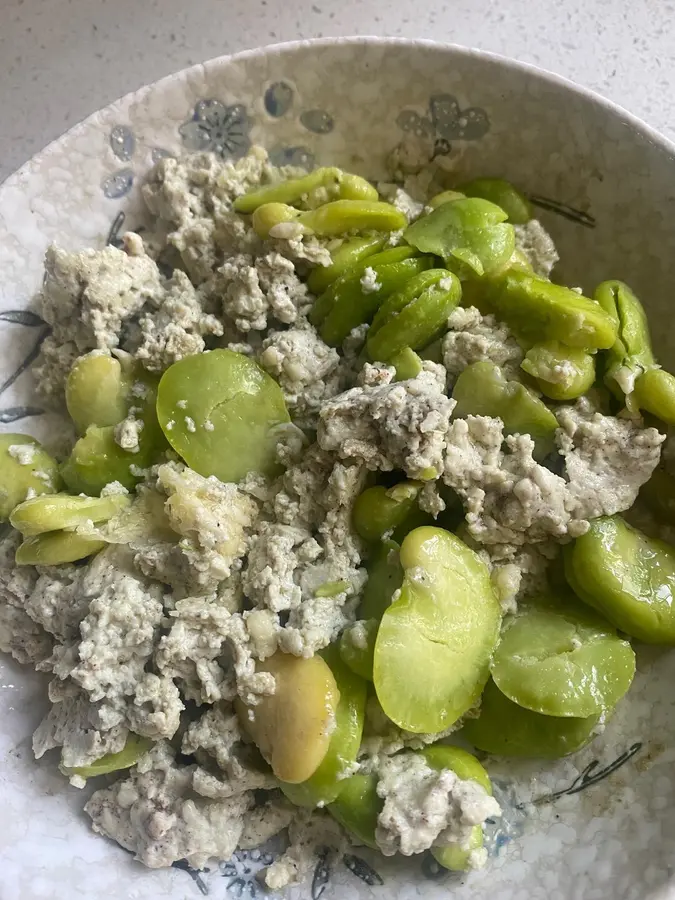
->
[423,745,493,872]
[459,177,532,224]
[404,196,515,278]
[309,245,417,328]
[520,341,596,401]
[366,269,462,362]
[374,526,501,733]
[490,594,636,717]
[16,531,106,565]
[307,236,386,295]
[486,270,618,350]
[339,619,378,680]
[359,539,403,621]
[281,647,367,806]
[66,352,132,433]
[156,350,290,484]
[594,280,653,405]
[353,481,422,543]
[328,773,381,849]
[462,679,600,758]
[427,190,466,210]
[565,515,675,644]
[390,347,424,381]
[252,202,303,238]
[235,167,343,212]
[320,256,435,347]
[452,361,559,459]
[299,199,407,236]
[633,367,675,426]
[0,434,60,520]
[10,491,130,536]
[61,734,154,779]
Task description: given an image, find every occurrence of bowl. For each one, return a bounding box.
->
[1,37,675,900]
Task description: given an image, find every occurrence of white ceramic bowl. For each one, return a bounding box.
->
[2,37,675,900]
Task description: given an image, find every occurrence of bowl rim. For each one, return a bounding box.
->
[2,35,675,195]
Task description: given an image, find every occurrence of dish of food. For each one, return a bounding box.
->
[4,37,675,900]
[2,135,675,894]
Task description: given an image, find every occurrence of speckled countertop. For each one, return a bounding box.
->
[1,0,674,183]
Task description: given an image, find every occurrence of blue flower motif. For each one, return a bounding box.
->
[102,168,134,199]
[268,145,315,170]
[300,109,334,135]
[264,82,294,118]
[109,125,136,162]
[179,99,251,160]
[219,848,278,898]
[396,93,490,160]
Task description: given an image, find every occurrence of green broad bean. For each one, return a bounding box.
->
[61,733,153,779]
[320,256,435,347]
[234,167,343,214]
[462,678,600,758]
[353,481,422,543]
[156,349,290,484]
[66,352,131,433]
[61,423,158,496]
[339,619,378,680]
[486,270,618,350]
[251,203,304,238]
[338,173,379,202]
[374,526,501,733]
[565,515,675,644]
[404,196,515,278]
[309,245,416,328]
[306,236,386,295]
[10,492,130,536]
[16,531,106,565]
[633,368,675,425]
[328,772,381,850]
[0,434,60,520]
[520,341,596,401]
[427,190,466,210]
[423,745,493,872]
[391,347,423,381]
[359,539,403,621]
[367,270,462,363]
[281,646,367,806]
[459,177,532,224]
[452,361,558,460]
[299,199,407,236]
[490,594,636,717]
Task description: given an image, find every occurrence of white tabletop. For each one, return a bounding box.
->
[1,0,673,184]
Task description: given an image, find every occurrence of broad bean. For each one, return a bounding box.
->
[520,340,595,401]
[486,270,618,350]
[320,256,434,346]
[307,236,386,295]
[309,246,417,328]
[10,492,130,537]
[353,482,422,543]
[0,434,60,520]
[16,531,106,565]
[339,619,378,680]
[565,515,675,643]
[156,349,290,484]
[61,733,153,779]
[452,361,558,459]
[66,352,131,433]
[234,167,343,213]
[633,367,675,425]
[299,199,407,236]
[404,196,515,278]
[359,539,403,621]
[458,177,532,224]
[390,347,423,381]
[367,269,462,362]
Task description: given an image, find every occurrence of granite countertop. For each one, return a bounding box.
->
[1,0,673,183]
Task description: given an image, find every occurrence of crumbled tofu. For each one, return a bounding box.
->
[514,219,559,278]
[0,532,53,665]
[443,306,524,382]
[374,751,500,860]
[259,327,342,427]
[360,266,382,294]
[8,443,37,465]
[114,414,144,453]
[85,741,253,869]
[319,367,456,479]
[217,252,310,331]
